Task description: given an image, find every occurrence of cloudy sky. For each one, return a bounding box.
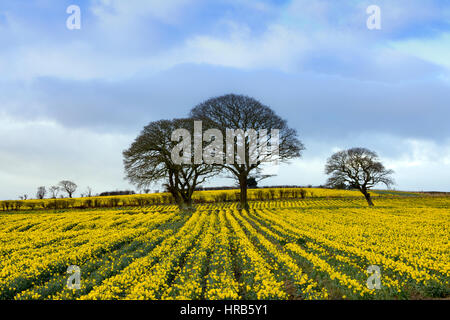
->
[1,0,450,199]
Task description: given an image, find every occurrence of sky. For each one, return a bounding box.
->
[0,0,450,199]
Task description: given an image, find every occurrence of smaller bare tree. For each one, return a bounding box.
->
[59,180,77,198]
[36,186,46,199]
[19,194,28,200]
[49,185,60,199]
[325,147,394,206]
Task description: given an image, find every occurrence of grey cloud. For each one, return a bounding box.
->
[1,63,449,143]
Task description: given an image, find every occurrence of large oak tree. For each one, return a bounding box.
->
[190,94,304,210]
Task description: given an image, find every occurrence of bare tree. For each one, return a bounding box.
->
[123,118,219,210]
[86,186,92,197]
[190,94,304,210]
[49,185,60,199]
[36,186,46,199]
[19,194,28,200]
[59,180,77,198]
[325,147,394,206]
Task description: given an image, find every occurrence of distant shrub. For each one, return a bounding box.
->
[255,190,264,201]
[1,201,12,211]
[28,202,37,210]
[160,194,174,204]
[93,198,103,208]
[83,199,93,208]
[268,189,276,200]
[194,195,206,204]
[14,201,23,211]
[136,197,146,206]
[214,192,228,203]
[98,190,135,197]
[299,189,307,199]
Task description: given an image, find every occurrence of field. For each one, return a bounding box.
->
[0,192,449,300]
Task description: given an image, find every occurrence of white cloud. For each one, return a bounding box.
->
[170,22,311,72]
[381,138,450,191]
[391,32,450,70]
[91,0,194,26]
[386,138,450,168]
[1,42,102,81]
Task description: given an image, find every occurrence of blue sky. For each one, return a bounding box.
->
[0,0,450,199]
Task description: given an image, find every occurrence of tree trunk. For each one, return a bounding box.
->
[363,191,374,207]
[178,201,193,212]
[182,195,194,212]
[171,189,194,212]
[239,175,249,211]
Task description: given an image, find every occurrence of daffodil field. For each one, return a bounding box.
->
[0,194,449,300]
